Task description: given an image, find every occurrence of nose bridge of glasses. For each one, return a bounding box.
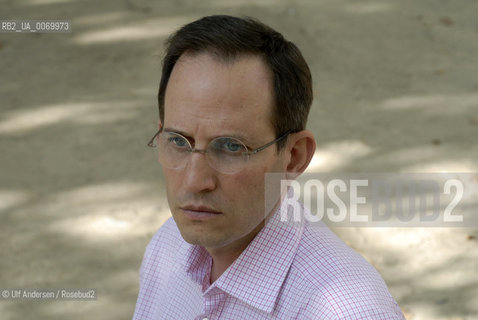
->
[190,148,208,155]
[180,139,214,167]
[184,146,220,176]
[189,147,218,170]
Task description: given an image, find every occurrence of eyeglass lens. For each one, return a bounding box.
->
[156,132,249,174]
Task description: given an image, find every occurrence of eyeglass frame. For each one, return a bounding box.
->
[147,128,291,156]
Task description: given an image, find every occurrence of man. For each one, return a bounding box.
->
[134,15,404,319]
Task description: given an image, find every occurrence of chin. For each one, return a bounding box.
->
[181,230,229,249]
[178,227,212,246]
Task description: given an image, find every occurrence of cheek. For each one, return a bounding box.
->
[226,157,284,214]
[223,169,266,209]
[162,170,183,197]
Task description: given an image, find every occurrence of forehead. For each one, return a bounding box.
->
[163,52,275,140]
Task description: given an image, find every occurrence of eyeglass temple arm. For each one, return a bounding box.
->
[247,131,291,155]
[147,129,162,147]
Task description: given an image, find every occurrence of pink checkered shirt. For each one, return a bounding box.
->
[133,198,405,320]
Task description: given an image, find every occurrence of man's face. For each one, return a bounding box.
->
[161,52,287,253]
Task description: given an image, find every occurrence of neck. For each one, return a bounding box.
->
[207,220,265,284]
[206,202,282,284]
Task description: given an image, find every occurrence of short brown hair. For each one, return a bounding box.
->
[157,15,313,149]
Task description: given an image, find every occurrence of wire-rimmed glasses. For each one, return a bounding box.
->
[147,129,290,174]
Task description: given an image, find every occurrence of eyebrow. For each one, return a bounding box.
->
[163,127,255,145]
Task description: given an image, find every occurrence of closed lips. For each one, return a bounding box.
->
[181,205,222,214]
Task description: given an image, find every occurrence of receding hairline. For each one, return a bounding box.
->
[172,47,272,70]
[164,50,277,132]
[167,49,275,102]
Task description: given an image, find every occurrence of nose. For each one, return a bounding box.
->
[182,151,217,194]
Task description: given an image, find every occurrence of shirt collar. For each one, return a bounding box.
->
[217,199,305,313]
[181,197,305,313]
[183,244,212,292]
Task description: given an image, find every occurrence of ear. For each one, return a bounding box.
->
[284,130,316,179]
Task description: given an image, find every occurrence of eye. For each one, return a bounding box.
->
[211,138,246,153]
[166,134,189,148]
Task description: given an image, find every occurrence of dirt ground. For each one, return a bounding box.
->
[1,0,477,319]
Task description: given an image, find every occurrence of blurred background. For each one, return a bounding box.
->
[1,0,477,319]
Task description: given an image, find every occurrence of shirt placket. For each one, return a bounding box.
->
[194,287,226,320]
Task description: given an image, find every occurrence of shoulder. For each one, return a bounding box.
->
[297,222,377,280]
[139,217,183,276]
[146,217,181,252]
[134,218,187,318]
[292,223,404,319]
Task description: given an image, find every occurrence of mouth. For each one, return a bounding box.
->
[179,205,223,220]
